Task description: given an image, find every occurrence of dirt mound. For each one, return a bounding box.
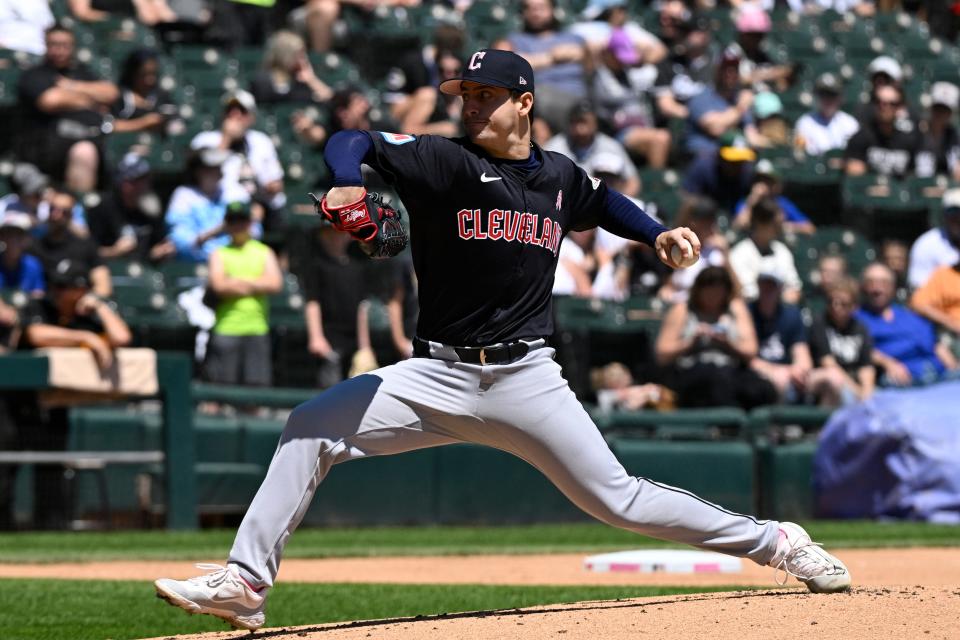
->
[143,587,959,640]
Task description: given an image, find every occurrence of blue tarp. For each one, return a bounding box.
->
[812,380,960,523]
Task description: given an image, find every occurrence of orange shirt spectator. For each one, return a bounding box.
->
[910,264,960,333]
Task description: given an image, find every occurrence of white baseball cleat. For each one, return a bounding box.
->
[155,563,266,631]
[769,522,851,593]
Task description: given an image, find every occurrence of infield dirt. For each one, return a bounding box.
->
[3,547,957,639]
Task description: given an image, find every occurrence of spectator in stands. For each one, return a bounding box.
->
[545,104,641,197]
[910,257,960,346]
[908,188,960,288]
[734,6,794,92]
[68,0,176,25]
[19,260,130,529]
[495,0,589,134]
[167,148,261,263]
[382,255,418,361]
[0,164,50,221]
[17,24,119,194]
[855,56,917,130]
[87,153,173,262]
[685,46,760,157]
[251,30,333,106]
[761,0,875,16]
[653,11,713,121]
[915,81,960,180]
[653,0,689,51]
[112,48,178,135]
[327,86,384,135]
[655,266,776,409]
[752,92,792,149]
[30,187,112,298]
[845,84,921,178]
[807,277,876,406]
[593,362,675,412]
[204,202,282,387]
[733,159,815,234]
[658,196,729,304]
[0,214,45,296]
[681,132,755,213]
[571,0,666,64]
[880,238,909,298]
[303,216,370,388]
[300,0,422,53]
[553,230,599,299]
[812,252,848,301]
[379,45,460,138]
[592,28,671,169]
[748,268,813,403]
[0,0,54,55]
[856,262,954,386]
[190,90,285,227]
[729,197,803,303]
[794,72,860,156]
[427,48,466,136]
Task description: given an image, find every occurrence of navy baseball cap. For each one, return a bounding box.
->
[439,49,535,97]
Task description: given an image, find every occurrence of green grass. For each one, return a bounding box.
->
[0,521,956,563]
[1,579,735,640]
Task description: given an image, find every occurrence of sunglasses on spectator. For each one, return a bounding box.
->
[877,100,901,107]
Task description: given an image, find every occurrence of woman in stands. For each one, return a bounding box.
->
[655,266,777,409]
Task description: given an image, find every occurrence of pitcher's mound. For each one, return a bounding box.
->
[144,586,959,640]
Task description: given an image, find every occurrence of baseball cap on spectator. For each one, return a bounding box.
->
[718,131,756,163]
[50,260,90,289]
[930,82,960,111]
[679,12,710,34]
[223,201,252,222]
[589,152,627,178]
[581,0,626,20]
[116,153,151,182]
[942,188,960,215]
[11,163,49,196]
[735,6,771,33]
[439,49,535,96]
[608,28,639,66]
[755,158,781,181]
[754,92,783,120]
[0,212,34,232]
[223,89,257,114]
[867,56,903,83]
[719,44,743,67]
[757,266,784,287]
[196,147,229,168]
[815,72,842,95]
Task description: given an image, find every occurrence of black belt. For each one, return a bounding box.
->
[413,337,544,365]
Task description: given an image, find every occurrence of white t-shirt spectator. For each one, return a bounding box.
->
[908,227,960,289]
[190,130,285,210]
[729,238,803,300]
[753,0,872,11]
[0,1,53,56]
[796,110,860,156]
[544,132,640,184]
[553,238,587,296]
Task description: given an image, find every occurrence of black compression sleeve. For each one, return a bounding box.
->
[323,130,374,187]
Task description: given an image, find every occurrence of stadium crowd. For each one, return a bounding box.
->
[0,0,958,419]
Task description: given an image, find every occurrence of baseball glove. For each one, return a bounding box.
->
[309,189,407,259]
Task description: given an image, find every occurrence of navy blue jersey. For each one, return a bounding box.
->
[366,131,610,346]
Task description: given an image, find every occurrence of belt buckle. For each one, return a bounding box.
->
[479,348,487,366]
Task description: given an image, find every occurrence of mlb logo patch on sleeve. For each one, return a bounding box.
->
[380,132,416,145]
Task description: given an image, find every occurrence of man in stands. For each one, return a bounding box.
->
[908,188,960,289]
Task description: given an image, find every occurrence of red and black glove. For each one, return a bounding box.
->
[308,189,408,259]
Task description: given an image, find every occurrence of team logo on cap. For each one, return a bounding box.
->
[519,76,527,85]
[468,51,486,70]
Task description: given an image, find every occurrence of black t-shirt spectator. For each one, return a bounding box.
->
[31,231,103,282]
[18,61,104,138]
[749,301,807,365]
[808,314,873,375]
[916,124,960,178]
[653,53,714,107]
[87,191,167,257]
[844,119,922,177]
[112,86,175,121]
[303,240,369,337]
[20,297,104,335]
[249,72,315,105]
